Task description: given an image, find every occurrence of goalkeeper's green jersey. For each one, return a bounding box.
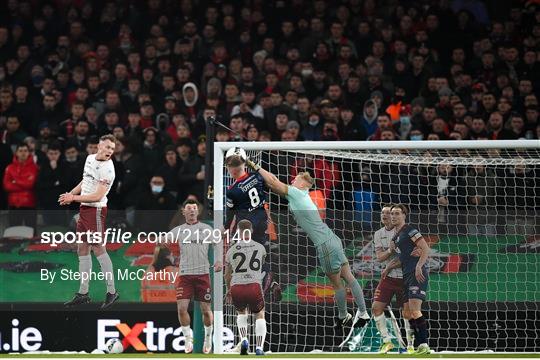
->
[286,185,337,247]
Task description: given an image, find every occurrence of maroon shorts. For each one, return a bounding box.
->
[176,274,212,302]
[77,205,107,243]
[373,276,406,307]
[230,283,264,313]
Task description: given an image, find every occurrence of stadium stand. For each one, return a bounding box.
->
[0,0,538,218]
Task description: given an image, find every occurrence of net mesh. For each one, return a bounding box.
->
[220,145,540,353]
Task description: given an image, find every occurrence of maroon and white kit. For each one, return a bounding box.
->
[226,240,267,313]
[169,222,218,302]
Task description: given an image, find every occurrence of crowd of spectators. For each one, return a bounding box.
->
[0,0,539,221]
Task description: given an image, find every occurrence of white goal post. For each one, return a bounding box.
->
[212,140,540,354]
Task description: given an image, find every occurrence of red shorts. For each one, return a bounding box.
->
[176,274,212,302]
[373,276,406,307]
[77,206,107,242]
[230,283,264,313]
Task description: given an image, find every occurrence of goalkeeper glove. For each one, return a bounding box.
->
[245,157,261,171]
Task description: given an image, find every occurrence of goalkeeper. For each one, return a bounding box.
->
[245,156,369,331]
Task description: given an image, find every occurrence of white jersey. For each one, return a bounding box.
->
[81,154,115,207]
[169,222,218,275]
[373,226,402,278]
[226,240,266,286]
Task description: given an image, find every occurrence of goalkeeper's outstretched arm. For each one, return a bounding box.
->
[246,158,288,197]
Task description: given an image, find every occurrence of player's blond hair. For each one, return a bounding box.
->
[100,134,117,143]
[298,171,314,188]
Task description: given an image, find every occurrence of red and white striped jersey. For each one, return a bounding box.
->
[169,222,218,275]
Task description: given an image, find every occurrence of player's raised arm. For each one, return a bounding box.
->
[245,158,288,197]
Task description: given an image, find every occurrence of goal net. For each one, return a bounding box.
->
[213,140,539,354]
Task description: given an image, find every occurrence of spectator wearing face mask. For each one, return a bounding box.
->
[302,111,324,141]
[408,127,425,141]
[135,175,177,232]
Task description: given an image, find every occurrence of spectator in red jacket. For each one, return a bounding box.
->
[3,143,38,228]
[290,155,341,199]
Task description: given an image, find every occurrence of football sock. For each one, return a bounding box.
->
[255,319,266,350]
[96,253,115,293]
[237,314,248,341]
[404,319,414,347]
[182,326,192,338]
[374,313,391,342]
[334,287,348,320]
[414,316,428,346]
[204,325,213,341]
[347,277,367,314]
[78,255,91,294]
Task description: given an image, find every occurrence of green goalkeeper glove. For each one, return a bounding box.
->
[245,157,261,171]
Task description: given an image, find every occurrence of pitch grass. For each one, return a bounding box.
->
[0,353,538,358]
